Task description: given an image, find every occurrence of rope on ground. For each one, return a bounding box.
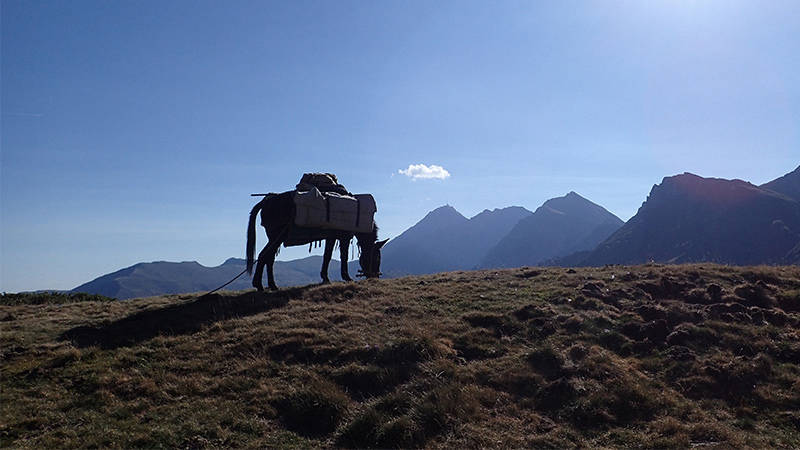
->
[200,268,249,298]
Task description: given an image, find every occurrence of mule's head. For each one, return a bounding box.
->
[356,235,388,279]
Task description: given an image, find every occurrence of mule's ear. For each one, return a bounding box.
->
[376,238,389,249]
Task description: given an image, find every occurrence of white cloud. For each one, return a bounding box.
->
[397,163,451,181]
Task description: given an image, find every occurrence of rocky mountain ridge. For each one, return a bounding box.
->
[578,171,800,266]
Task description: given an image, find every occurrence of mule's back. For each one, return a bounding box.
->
[258,191,295,230]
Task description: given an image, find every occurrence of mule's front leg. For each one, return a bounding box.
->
[266,259,279,291]
[339,237,353,282]
[320,239,335,284]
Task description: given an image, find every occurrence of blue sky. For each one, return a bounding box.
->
[2,0,798,292]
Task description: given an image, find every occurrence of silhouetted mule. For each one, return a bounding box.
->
[246,191,387,291]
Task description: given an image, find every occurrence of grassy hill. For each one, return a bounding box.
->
[2,265,799,448]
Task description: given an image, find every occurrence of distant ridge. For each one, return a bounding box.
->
[481,192,623,268]
[72,257,357,299]
[580,172,800,266]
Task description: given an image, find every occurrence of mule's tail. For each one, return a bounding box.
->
[246,199,264,275]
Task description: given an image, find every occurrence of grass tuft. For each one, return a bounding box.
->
[273,378,349,437]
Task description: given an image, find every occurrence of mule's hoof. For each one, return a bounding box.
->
[253,283,264,292]
[342,276,353,282]
[268,284,279,291]
[321,279,331,285]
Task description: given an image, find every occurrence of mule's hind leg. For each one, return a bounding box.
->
[254,239,281,291]
[320,238,335,284]
[264,239,283,291]
[339,237,353,282]
[252,243,268,291]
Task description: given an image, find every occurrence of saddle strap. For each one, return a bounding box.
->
[355,197,361,227]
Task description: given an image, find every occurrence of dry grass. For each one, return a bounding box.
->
[2,264,799,448]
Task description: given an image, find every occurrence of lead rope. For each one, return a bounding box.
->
[200,267,248,298]
[201,222,292,297]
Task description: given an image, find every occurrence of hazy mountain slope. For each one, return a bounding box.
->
[454,206,534,265]
[481,192,623,268]
[380,205,532,276]
[583,172,800,266]
[761,165,800,201]
[72,256,357,299]
[379,206,469,276]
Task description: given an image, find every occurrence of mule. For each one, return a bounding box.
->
[246,191,387,291]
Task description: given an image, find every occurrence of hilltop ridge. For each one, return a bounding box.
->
[3,265,799,447]
[72,257,357,300]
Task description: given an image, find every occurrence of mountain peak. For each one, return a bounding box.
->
[481,193,623,268]
[423,205,468,222]
[539,191,615,222]
[469,206,532,221]
[432,204,458,212]
[662,172,754,187]
[652,172,765,206]
[544,191,587,205]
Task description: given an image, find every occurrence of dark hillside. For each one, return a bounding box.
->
[762,165,800,201]
[583,173,800,266]
[3,265,799,448]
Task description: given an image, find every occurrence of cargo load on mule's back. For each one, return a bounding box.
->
[292,173,377,234]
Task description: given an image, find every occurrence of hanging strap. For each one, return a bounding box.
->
[325,196,331,223]
[355,197,361,228]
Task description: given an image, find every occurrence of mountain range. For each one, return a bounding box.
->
[70,166,800,299]
[380,192,624,275]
